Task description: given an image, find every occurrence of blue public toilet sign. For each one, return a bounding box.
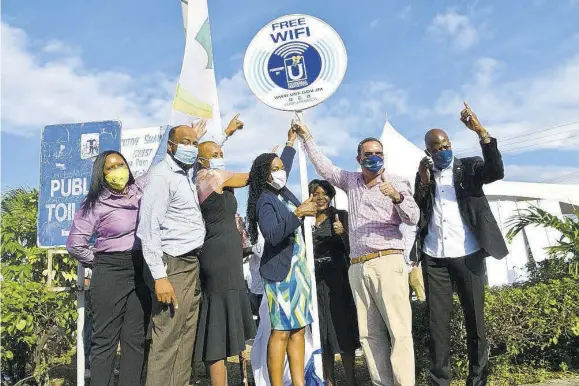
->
[38,121,122,247]
[243,14,347,111]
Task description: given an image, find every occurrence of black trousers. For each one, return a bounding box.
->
[422,251,488,386]
[90,251,152,386]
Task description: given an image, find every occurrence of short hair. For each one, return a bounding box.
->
[168,126,179,142]
[357,137,383,155]
[308,179,336,200]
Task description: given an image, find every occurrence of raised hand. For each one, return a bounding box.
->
[288,122,297,145]
[225,113,244,136]
[332,214,344,236]
[295,196,317,218]
[419,156,433,185]
[380,181,401,202]
[192,118,208,140]
[291,119,310,138]
[460,101,484,133]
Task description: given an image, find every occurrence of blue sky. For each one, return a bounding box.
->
[2,0,579,206]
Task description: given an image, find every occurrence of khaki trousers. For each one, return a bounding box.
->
[146,253,201,386]
[348,254,415,386]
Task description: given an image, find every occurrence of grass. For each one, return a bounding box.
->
[42,348,579,385]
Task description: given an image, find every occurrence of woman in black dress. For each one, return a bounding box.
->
[194,140,256,386]
[309,179,359,386]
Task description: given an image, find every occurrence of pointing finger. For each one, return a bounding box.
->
[334,214,340,223]
[463,100,471,110]
[233,113,240,121]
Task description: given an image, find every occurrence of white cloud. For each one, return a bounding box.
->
[0,22,174,137]
[434,54,579,155]
[473,57,501,87]
[428,11,479,50]
[216,74,408,168]
[1,21,409,173]
[397,5,412,21]
[369,19,380,29]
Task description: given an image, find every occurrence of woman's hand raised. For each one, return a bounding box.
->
[295,196,317,218]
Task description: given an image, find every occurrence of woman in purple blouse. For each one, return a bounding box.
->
[66,150,151,386]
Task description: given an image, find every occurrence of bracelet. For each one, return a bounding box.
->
[286,141,294,147]
[392,195,405,205]
[479,133,491,143]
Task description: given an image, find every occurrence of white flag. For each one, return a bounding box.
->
[251,297,324,386]
[171,0,222,135]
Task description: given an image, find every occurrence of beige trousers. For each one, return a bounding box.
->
[348,254,415,386]
[146,254,201,386]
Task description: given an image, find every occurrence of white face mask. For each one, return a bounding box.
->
[268,170,287,190]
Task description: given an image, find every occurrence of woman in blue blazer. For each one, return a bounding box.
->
[246,127,317,386]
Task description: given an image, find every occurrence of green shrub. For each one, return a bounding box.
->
[1,188,78,384]
[413,278,579,384]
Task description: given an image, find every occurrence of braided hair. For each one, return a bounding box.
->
[246,152,277,245]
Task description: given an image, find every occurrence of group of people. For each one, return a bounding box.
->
[66,100,508,386]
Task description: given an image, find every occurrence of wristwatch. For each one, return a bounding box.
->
[393,195,405,205]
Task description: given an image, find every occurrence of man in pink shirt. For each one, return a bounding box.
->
[292,121,419,386]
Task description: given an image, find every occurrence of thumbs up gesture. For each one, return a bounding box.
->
[295,196,317,218]
[332,214,344,236]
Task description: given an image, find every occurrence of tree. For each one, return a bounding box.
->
[1,188,77,384]
[506,205,579,281]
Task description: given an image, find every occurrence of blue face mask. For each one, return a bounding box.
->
[170,141,198,165]
[209,158,226,170]
[361,154,384,174]
[433,149,453,170]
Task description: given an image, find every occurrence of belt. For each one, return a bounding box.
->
[350,249,404,265]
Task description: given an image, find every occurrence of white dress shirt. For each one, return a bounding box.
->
[423,159,481,258]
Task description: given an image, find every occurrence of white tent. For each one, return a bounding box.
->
[336,121,579,287]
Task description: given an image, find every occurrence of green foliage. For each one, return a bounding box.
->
[506,205,579,281]
[1,188,78,384]
[413,278,579,385]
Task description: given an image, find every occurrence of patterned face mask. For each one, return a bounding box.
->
[105,167,129,191]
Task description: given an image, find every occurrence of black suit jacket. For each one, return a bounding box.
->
[256,146,303,282]
[411,138,508,262]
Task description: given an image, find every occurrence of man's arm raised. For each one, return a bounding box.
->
[291,120,350,192]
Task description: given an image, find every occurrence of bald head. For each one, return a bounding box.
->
[425,128,451,153]
[198,141,224,169]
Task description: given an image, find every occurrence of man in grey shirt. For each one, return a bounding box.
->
[138,115,243,386]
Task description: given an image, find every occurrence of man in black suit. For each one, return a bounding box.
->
[412,101,509,386]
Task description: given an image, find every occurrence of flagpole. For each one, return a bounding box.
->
[295,110,324,378]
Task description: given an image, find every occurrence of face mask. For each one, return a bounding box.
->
[105,167,130,191]
[268,170,287,190]
[433,149,453,170]
[209,158,226,170]
[361,154,384,174]
[170,141,198,165]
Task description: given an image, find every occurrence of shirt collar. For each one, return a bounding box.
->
[358,170,389,187]
[434,158,455,173]
[100,183,138,199]
[163,153,183,173]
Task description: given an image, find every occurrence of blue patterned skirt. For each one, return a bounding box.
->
[263,230,313,331]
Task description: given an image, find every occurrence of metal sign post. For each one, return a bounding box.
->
[295,110,324,372]
[76,263,86,386]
